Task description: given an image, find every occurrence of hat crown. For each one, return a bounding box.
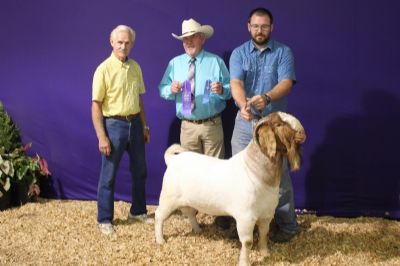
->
[182,19,201,35]
[171,18,214,40]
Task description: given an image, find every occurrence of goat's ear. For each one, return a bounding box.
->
[278,126,302,171]
[257,124,276,158]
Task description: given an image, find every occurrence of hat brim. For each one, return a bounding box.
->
[172,25,214,40]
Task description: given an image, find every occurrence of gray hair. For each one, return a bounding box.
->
[110,25,136,42]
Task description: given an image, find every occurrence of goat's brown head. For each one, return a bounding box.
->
[254,112,306,171]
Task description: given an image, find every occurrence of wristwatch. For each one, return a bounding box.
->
[262,94,272,105]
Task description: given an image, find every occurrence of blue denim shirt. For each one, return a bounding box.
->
[159,49,231,120]
[229,39,296,116]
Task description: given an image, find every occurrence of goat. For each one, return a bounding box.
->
[155,111,306,266]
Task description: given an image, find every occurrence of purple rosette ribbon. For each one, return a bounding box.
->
[202,79,212,104]
[182,80,192,115]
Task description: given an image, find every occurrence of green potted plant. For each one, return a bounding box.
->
[0,101,51,209]
[8,143,51,205]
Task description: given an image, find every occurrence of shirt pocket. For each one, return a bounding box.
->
[261,65,278,83]
[243,61,257,83]
[127,68,140,91]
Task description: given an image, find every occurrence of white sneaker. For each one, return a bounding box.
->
[99,223,114,235]
[128,213,154,224]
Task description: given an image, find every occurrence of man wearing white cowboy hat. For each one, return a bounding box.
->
[159,18,231,159]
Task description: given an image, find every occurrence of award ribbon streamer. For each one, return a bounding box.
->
[182,80,192,115]
[202,79,212,104]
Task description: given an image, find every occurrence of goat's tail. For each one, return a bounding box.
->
[164,144,186,166]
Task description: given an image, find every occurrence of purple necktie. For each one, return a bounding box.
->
[188,58,196,111]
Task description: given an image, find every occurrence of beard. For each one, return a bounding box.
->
[252,34,269,46]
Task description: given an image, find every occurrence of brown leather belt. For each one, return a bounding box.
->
[182,114,220,124]
[106,113,140,121]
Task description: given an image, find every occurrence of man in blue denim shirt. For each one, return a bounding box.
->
[229,7,298,243]
[159,19,231,158]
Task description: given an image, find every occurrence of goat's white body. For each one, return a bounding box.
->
[155,143,280,266]
[159,149,278,219]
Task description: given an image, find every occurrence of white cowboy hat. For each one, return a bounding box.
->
[172,18,214,40]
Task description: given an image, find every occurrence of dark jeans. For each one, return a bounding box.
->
[97,116,147,224]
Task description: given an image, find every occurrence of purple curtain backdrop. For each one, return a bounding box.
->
[1,0,399,219]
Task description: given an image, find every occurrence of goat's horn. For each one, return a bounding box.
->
[277,111,304,132]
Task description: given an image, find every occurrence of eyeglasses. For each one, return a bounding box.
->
[250,24,271,31]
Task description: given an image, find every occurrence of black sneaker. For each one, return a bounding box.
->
[214,216,234,230]
[268,229,298,243]
[226,228,239,239]
[268,218,279,235]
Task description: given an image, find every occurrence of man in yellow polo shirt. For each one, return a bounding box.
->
[92,25,153,235]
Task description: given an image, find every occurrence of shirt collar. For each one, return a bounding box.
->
[109,52,130,67]
[185,49,205,64]
[250,39,274,53]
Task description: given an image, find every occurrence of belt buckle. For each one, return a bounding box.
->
[210,114,220,124]
[209,117,216,125]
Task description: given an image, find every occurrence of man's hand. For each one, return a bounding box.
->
[143,127,150,144]
[98,135,111,156]
[239,101,254,121]
[171,81,182,93]
[211,81,223,95]
[247,94,269,111]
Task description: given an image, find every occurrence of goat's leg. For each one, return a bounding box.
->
[236,218,255,266]
[155,200,179,244]
[181,207,202,233]
[257,218,270,258]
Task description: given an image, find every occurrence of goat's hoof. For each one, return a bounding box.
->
[260,248,270,258]
[238,259,250,266]
[192,227,202,233]
[155,238,166,245]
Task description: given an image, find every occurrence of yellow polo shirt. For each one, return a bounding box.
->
[92,53,145,116]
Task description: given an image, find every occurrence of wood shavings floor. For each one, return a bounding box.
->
[0,198,399,265]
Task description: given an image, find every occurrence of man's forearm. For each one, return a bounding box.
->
[139,96,148,127]
[266,79,293,102]
[231,79,247,109]
[91,101,106,139]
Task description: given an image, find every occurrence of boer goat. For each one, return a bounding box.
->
[155,112,306,266]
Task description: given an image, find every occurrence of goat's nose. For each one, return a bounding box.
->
[295,131,306,143]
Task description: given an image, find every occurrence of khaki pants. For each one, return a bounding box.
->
[180,116,224,159]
